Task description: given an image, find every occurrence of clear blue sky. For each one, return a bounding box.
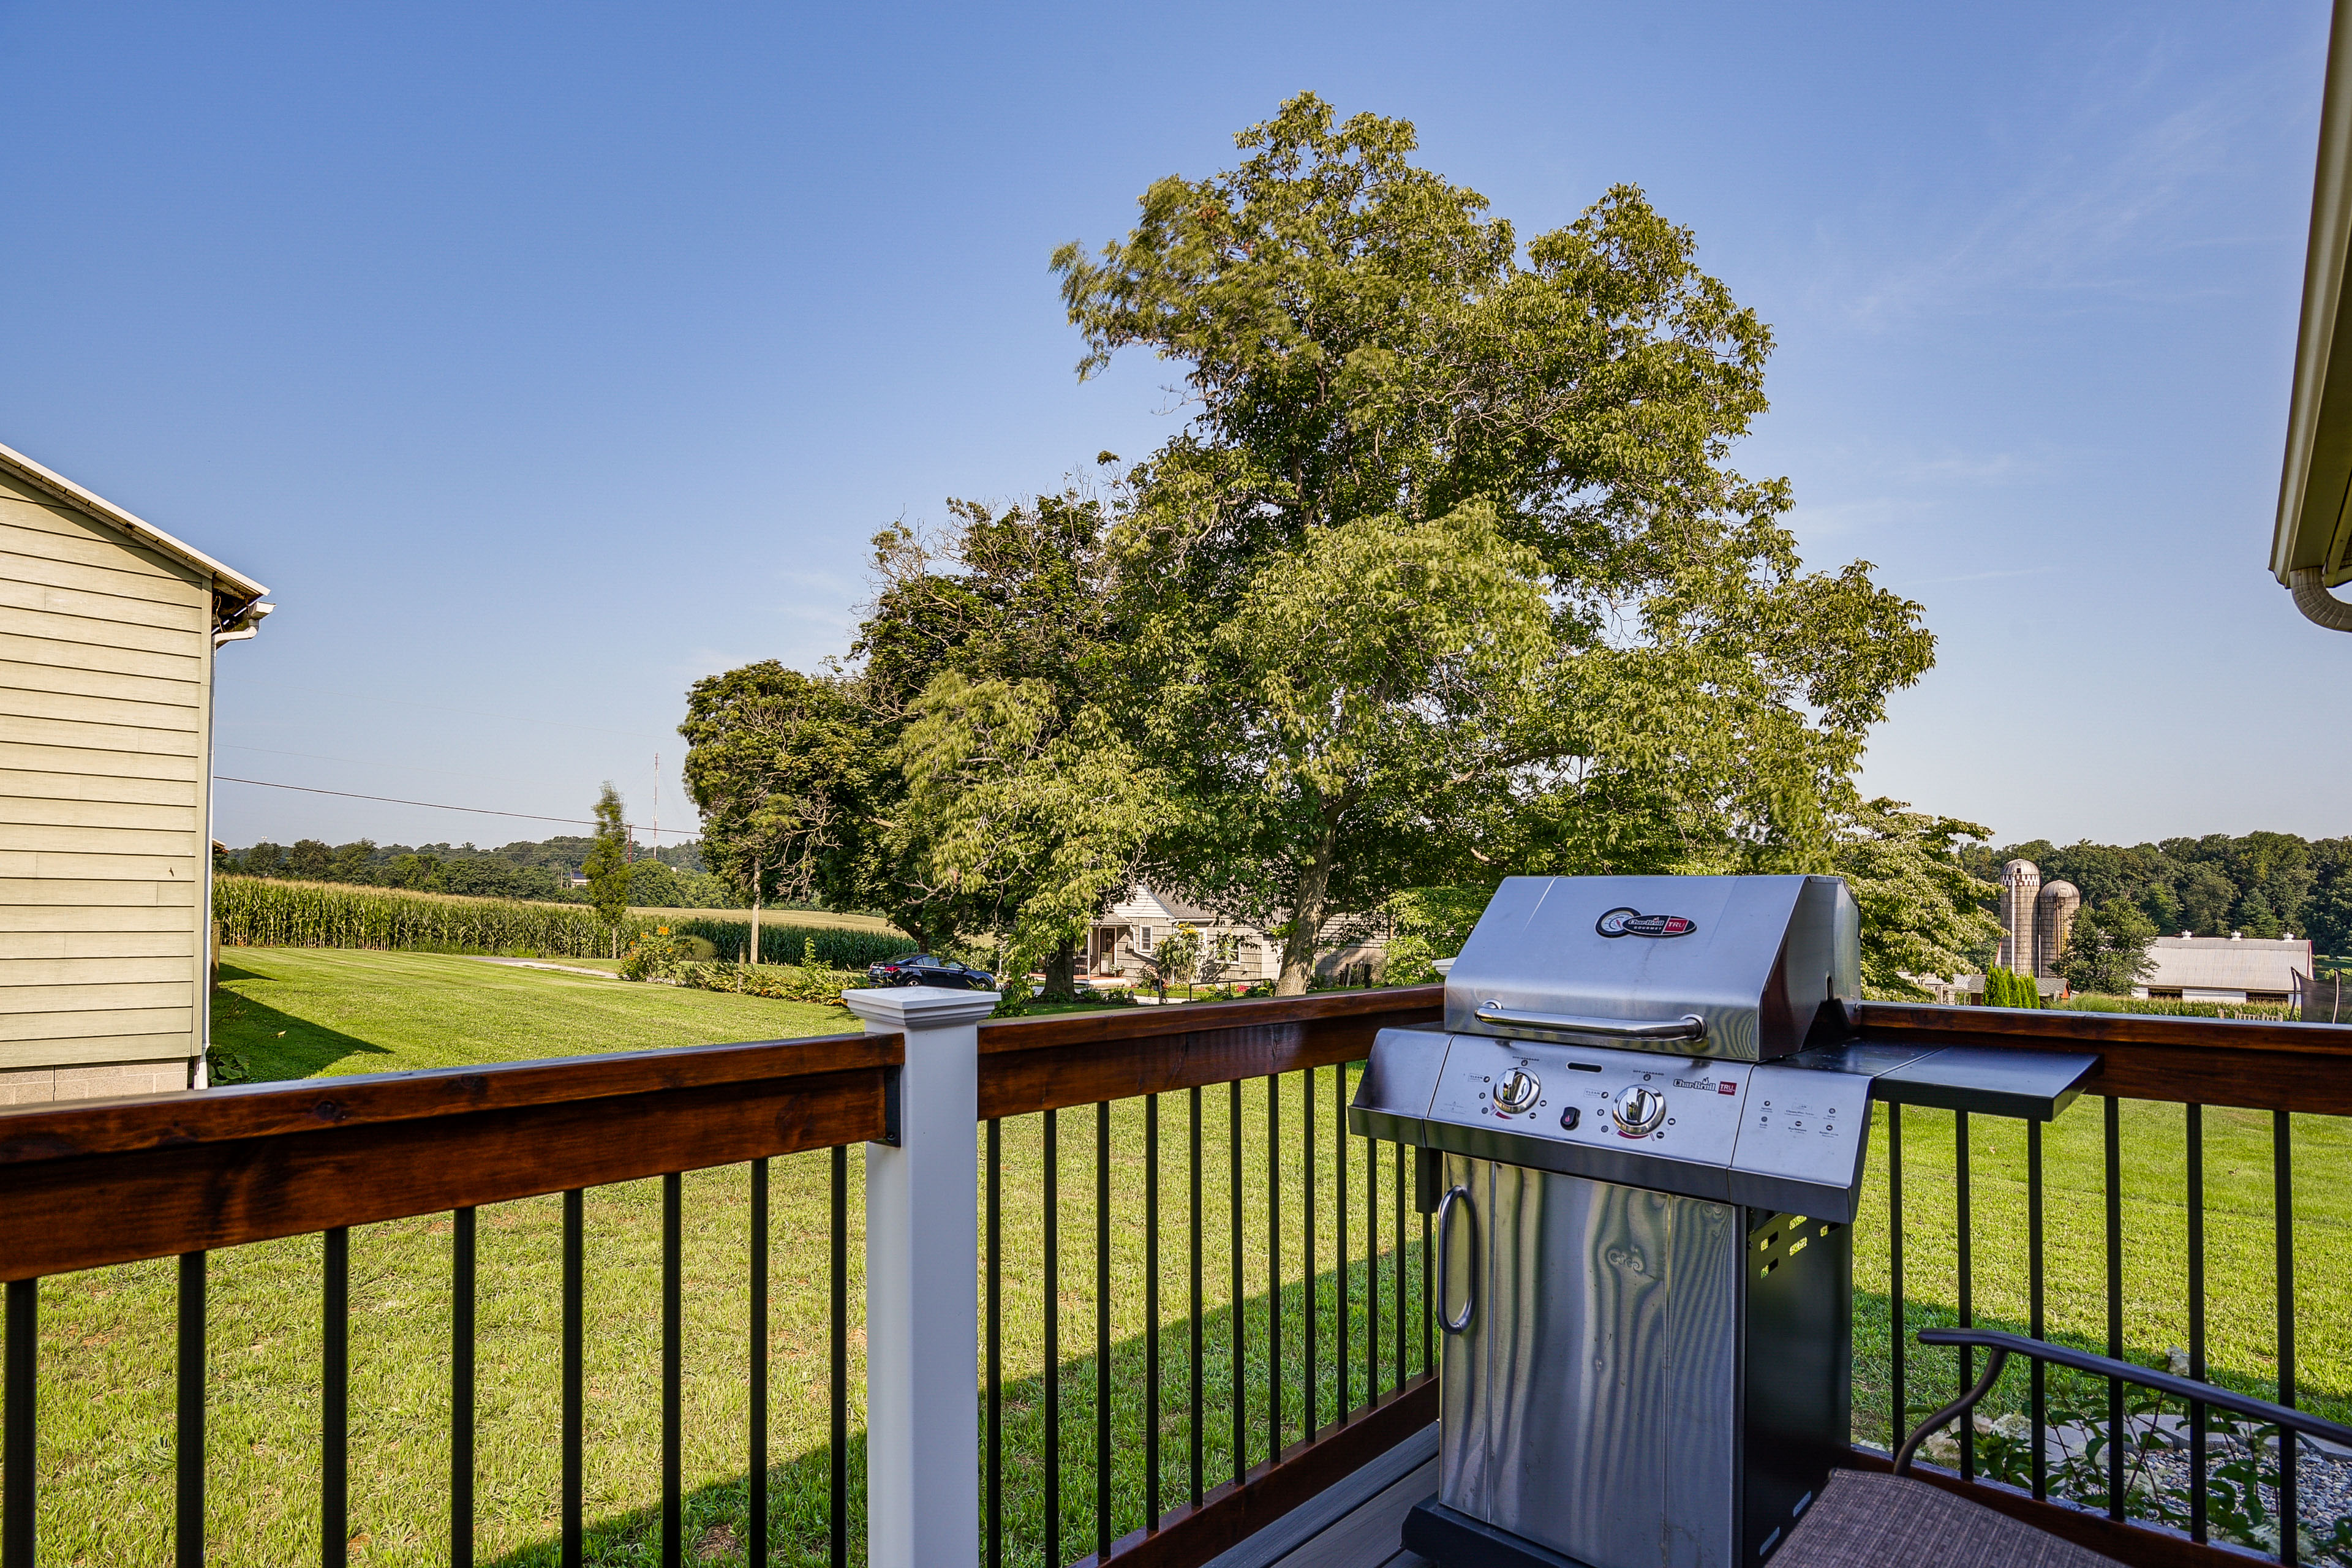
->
[2,1,2340,853]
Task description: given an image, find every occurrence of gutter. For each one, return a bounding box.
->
[2274,0,2352,629]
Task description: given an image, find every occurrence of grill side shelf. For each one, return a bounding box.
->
[1817,1044,2099,1121]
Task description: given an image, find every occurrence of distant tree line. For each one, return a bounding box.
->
[213,833,745,909]
[1962,832,2352,956]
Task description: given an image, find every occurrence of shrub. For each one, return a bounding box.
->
[673,960,861,1006]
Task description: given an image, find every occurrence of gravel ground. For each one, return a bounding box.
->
[1923,1413,2352,1556]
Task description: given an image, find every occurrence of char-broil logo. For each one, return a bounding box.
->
[1596,907,1697,939]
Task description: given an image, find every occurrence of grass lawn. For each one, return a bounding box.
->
[211,948,859,1079]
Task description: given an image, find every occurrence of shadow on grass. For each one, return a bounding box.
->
[477,1433,868,1568]
[209,975,396,1080]
[475,1243,1430,1567]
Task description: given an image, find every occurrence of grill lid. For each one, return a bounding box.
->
[1444,875,1860,1061]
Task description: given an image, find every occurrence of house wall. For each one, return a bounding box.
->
[0,467,211,1104]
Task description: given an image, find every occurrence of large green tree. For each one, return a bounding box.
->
[1055,93,1934,990]
[681,491,1137,963]
[1829,799,2002,999]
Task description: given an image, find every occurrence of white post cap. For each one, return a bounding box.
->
[843,985,1001,1029]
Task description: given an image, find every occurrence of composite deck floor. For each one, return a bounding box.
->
[1205,1425,1438,1568]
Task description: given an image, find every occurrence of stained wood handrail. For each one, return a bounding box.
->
[975,986,1443,1120]
[0,1031,901,1280]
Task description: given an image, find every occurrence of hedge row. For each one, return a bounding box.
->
[660,917,917,970]
[214,876,918,968]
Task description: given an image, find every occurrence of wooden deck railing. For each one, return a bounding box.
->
[1,989,2346,1568]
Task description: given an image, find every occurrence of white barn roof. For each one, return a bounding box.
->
[2141,936,2313,993]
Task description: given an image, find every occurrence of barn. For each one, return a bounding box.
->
[1,441,271,1104]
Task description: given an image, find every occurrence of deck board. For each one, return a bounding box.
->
[1205,1425,1438,1568]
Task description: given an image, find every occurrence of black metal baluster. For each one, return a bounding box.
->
[1393,1139,1406,1392]
[1888,1102,1904,1455]
[322,1229,347,1568]
[1335,1063,1349,1420]
[830,1145,847,1568]
[986,1123,1002,1568]
[662,1174,682,1568]
[1046,1109,1060,1568]
[1145,1095,1160,1530]
[2028,1123,2046,1502]
[1230,1079,1244,1485]
[1189,1087,1203,1507]
[6,1278,36,1568]
[2105,1096,2123,1520]
[1364,1117,1378,1408]
[177,1251,205,1568]
[453,1207,477,1568]
[562,1189,584,1568]
[2276,1109,2298,1567]
[1098,1101,1113,1562]
[1268,1074,1281,1460]
[751,1159,770,1568]
[1422,1206,1433,1378]
[1956,1111,1973,1483]
[1303,1065,1317,1436]
[2187,1106,2206,1544]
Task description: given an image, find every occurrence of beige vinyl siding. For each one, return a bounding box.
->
[0,480,211,1078]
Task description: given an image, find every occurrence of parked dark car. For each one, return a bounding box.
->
[865,953,995,990]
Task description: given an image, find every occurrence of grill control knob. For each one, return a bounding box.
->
[1613,1085,1667,1136]
[1494,1068,1540,1113]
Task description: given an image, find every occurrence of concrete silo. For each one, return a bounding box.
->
[1999,859,2041,974]
[2035,880,2081,979]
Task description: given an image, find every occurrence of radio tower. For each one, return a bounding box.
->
[651,753,660,862]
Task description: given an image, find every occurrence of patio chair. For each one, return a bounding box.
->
[1773,1327,2352,1568]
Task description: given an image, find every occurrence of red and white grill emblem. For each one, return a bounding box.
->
[1596,907,1697,939]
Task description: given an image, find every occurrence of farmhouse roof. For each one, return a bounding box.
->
[0,439,270,603]
[2143,935,2313,993]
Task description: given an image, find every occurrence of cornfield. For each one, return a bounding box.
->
[213,876,919,968]
[214,876,649,957]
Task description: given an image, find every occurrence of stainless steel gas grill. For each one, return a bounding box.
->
[1351,875,2098,1568]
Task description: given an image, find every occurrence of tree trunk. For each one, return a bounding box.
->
[1042,938,1079,1001]
[1276,827,1340,997]
[749,856,761,966]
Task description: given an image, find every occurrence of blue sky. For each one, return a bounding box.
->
[1,1,2340,853]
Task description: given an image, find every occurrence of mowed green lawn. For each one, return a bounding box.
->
[211,948,859,1079]
[1849,1098,2352,1442]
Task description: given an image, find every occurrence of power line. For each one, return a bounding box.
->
[212,775,697,839]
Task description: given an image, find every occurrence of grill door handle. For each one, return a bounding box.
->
[1435,1184,1477,1335]
[1471,1005,1707,1043]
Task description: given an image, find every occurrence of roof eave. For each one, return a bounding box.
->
[0,440,269,602]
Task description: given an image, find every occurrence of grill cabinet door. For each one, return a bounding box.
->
[1437,1156,1740,1568]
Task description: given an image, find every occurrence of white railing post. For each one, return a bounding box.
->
[843,983,998,1568]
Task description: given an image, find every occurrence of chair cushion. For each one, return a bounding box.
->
[1772,1470,2123,1568]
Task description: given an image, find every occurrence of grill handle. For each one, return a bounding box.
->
[1471,1005,1708,1043]
[1435,1184,1476,1335]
